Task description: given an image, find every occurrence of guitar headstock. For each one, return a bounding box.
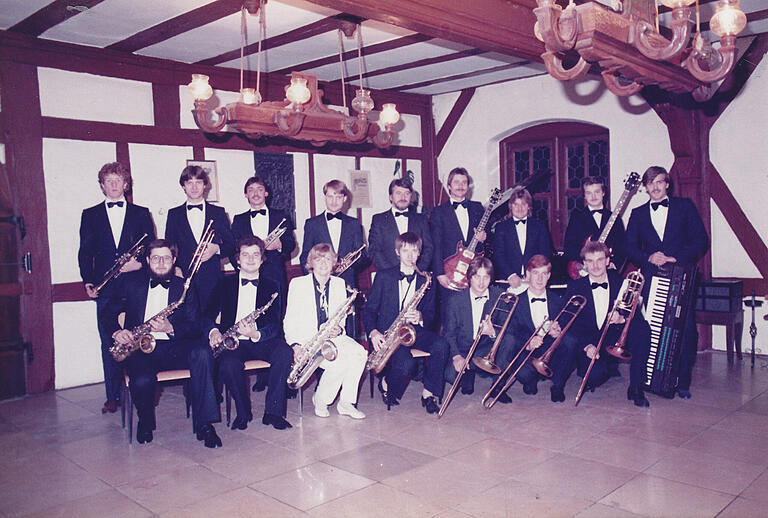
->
[487,188,503,209]
[625,172,641,192]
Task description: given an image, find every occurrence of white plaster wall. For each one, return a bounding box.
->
[38,68,154,125]
[433,74,673,220]
[53,301,103,389]
[290,152,310,265]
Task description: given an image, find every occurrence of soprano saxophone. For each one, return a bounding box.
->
[366,271,432,374]
[211,292,279,358]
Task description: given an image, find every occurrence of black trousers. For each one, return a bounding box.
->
[124,338,220,431]
[443,334,515,384]
[505,333,580,391]
[386,327,449,399]
[96,294,123,402]
[218,337,293,419]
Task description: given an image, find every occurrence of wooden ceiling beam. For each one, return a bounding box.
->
[9,0,106,37]
[393,60,534,91]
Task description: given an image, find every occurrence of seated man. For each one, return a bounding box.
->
[207,236,294,431]
[364,232,449,414]
[442,257,514,403]
[564,241,651,407]
[108,239,222,447]
[504,254,579,403]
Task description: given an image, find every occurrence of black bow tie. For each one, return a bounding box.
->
[394,211,409,218]
[590,208,602,215]
[150,278,171,289]
[106,201,124,208]
[651,199,669,211]
[241,278,259,287]
[399,272,416,283]
[187,204,203,211]
[591,282,608,290]
[474,295,488,301]
[531,297,546,303]
[250,209,266,217]
[452,200,467,209]
[514,219,526,226]
[326,212,342,221]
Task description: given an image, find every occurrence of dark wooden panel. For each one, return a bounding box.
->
[9,0,106,37]
[435,87,474,156]
[152,83,181,128]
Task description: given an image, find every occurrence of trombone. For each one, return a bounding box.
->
[94,233,148,294]
[186,220,215,273]
[482,294,586,409]
[438,291,518,418]
[575,271,645,406]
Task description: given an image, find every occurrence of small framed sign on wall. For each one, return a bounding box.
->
[186,159,219,202]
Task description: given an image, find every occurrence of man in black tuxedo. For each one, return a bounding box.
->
[230,176,296,307]
[442,257,514,402]
[165,165,234,318]
[363,232,448,414]
[504,255,579,402]
[299,179,367,288]
[368,179,433,273]
[78,162,155,414]
[564,241,651,407]
[207,236,293,431]
[563,176,626,274]
[108,239,222,447]
[626,166,708,399]
[491,188,552,288]
[431,167,487,289]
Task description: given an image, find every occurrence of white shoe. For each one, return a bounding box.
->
[337,401,365,419]
[312,394,330,418]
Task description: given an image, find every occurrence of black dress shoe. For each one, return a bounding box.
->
[136,422,153,444]
[421,396,440,414]
[496,392,513,404]
[251,381,268,393]
[286,388,298,400]
[378,378,399,406]
[197,424,222,448]
[627,387,650,407]
[550,388,566,403]
[522,383,538,396]
[262,413,292,430]
[102,400,119,414]
[677,388,692,399]
[231,414,253,430]
[460,372,476,395]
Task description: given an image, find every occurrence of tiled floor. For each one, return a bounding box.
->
[1,351,767,517]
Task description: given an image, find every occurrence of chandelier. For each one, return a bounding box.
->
[187,1,400,148]
[533,0,748,100]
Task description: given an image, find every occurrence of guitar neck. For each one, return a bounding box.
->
[597,188,633,244]
[465,203,494,252]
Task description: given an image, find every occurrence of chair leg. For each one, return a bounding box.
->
[369,370,374,399]
[126,386,133,444]
[121,382,126,429]
[297,386,302,417]
[225,384,231,427]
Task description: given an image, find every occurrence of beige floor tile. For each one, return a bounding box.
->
[307,482,445,518]
[740,469,768,503]
[599,473,734,518]
[605,414,708,447]
[740,393,768,415]
[717,496,768,518]
[573,503,652,518]
[22,489,153,518]
[446,437,557,477]
[322,441,438,481]
[711,410,768,438]
[251,461,374,511]
[384,420,489,457]
[566,433,678,471]
[203,442,314,484]
[430,510,474,518]
[679,428,768,466]
[160,487,306,518]
[56,384,106,403]
[0,395,94,429]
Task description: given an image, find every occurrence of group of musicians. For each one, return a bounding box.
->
[78,162,707,448]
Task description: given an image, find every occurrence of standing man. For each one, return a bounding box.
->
[78,162,155,414]
[491,188,553,288]
[208,236,293,431]
[368,179,433,273]
[231,176,296,306]
[109,239,222,447]
[625,166,708,399]
[431,167,486,289]
[364,232,449,414]
[165,165,234,318]
[563,176,626,275]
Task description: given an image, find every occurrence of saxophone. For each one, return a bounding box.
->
[287,288,359,389]
[211,292,278,358]
[366,271,432,374]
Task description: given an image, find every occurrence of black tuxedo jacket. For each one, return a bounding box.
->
[206,274,282,343]
[564,270,623,343]
[78,201,155,286]
[231,208,296,284]
[363,267,436,335]
[625,196,708,276]
[299,212,367,285]
[430,200,485,276]
[509,289,565,343]
[368,208,434,272]
[165,202,235,276]
[105,271,200,340]
[491,218,553,279]
[563,207,626,267]
[442,284,504,357]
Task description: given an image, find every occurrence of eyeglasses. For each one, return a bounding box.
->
[150,255,174,264]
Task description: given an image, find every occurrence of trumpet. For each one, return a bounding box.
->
[438,292,518,418]
[187,221,215,272]
[263,218,287,249]
[482,294,586,409]
[94,233,148,294]
[211,292,278,358]
[333,244,366,275]
[575,271,645,406]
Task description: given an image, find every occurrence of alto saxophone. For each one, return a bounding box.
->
[211,292,278,358]
[263,218,287,249]
[332,244,366,275]
[366,271,432,374]
[287,288,360,389]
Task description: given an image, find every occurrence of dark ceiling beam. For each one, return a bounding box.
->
[272,33,431,75]
[302,0,544,63]
[196,16,339,66]
[9,0,106,37]
[393,61,533,91]
[107,0,243,53]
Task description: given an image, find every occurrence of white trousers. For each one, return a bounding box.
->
[314,335,367,406]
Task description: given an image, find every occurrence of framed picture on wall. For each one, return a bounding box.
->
[186,159,219,202]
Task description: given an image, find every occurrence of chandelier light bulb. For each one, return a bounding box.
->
[709,0,747,37]
[351,89,374,117]
[285,77,311,107]
[240,88,261,105]
[187,74,213,101]
[379,103,400,127]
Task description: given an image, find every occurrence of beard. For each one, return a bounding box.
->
[149,267,175,282]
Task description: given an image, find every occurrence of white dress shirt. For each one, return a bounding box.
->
[514,218,527,257]
[105,198,126,248]
[392,207,409,235]
[591,207,603,229]
[451,198,469,241]
[144,281,171,340]
[398,274,417,311]
[325,212,342,253]
[250,206,270,240]
[471,290,490,337]
[186,201,205,243]
[236,275,259,340]
[527,291,549,329]
[589,276,610,329]
[650,198,668,241]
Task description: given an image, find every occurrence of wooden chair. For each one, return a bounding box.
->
[223,359,271,426]
[121,369,192,443]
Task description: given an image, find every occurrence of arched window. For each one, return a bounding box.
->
[500,122,609,250]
